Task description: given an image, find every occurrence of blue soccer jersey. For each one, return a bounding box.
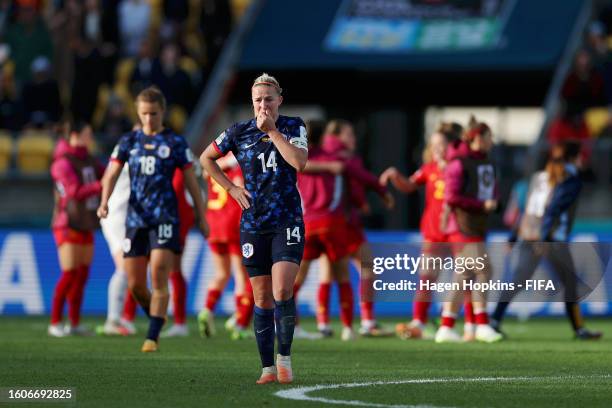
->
[213,115,308,233]
[111,129,194,228]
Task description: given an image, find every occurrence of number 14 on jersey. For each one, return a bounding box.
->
[286,226,301,244]
[257,151,277,173]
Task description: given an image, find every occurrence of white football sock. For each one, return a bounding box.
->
[107,269,127,322]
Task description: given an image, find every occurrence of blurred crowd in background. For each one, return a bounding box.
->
[0,0,250,177]
[549,3,612,182]
[0,0,608,230]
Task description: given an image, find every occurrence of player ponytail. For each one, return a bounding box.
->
[463,115,492,144]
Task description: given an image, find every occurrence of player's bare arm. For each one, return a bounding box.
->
[380,166,418,194]
[97,160,123,219]
[200,144,252,210]
[303,160,344,174]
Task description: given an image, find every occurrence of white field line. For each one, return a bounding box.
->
[275,375,612,408]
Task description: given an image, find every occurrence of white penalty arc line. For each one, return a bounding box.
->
[274,375,612,408]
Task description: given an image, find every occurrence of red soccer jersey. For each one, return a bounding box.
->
[172,169,195,222]
[205,165,243,243]
[172,169,197,243]
[297,146,345,224]
[411,161,447,242]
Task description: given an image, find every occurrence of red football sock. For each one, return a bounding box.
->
[50,269,77,324]
[360,301,374,322]
[235,276,254,327]
[359,278,374,322]
[68,265,89,326]
[205,288,222,312]
[475,311,489,325]
[441,312,457,328]
[338,282,354,328]
[235,292,254,328]
[413,302,430,324]
[122,289,137,321]
[413,275,434,323]
[416,276,434,303]
[169,270,187,325]
[317,282,331,325]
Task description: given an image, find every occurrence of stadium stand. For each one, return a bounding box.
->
[0,130,11,175]
[16,129,54,176]
[0,0,242,225]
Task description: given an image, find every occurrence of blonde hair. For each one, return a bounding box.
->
[252,73,282,95]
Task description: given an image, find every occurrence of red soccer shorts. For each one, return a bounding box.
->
[208,240,242,256]
[303,215,350,262]
[344,222,366,256]
[53,228,94,246]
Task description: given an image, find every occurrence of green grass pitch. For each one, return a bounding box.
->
[1,316,611,407]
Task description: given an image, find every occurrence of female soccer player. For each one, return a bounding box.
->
[490,142,602,340]
[434,117,502,343]
[380,127,451,339]
[200,73,308,385]
[321,119,394,337]
[380,122,476,340]
[110,161,200,337]
[49,121,104,337]
[98,86,209,352]
[198,154,255,340]
[296,120,354,341]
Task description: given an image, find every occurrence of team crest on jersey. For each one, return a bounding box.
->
[158,145,171,159]
[129,148,138,156]
[242,243,254,258]
[122,238,132,253]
